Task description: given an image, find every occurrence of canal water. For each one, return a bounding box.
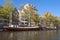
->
[0,30,60,40]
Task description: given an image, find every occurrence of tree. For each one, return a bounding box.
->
[2,0,14,19]
[42,12,53,22]
[42,12,54,27]
[53,16,60,27]
[42,12,60,27]
[32,13,40,26]
[23,4,40,26]
[0,6,3,18]
[1,0,15,26]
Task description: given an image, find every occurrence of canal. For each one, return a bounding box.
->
[0,30,60,40]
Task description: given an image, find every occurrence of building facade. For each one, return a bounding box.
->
[18,9,28,27]
[18,4,37,27]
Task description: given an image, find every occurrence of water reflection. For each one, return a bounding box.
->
[39,30,57,40]
[0,30,60,40]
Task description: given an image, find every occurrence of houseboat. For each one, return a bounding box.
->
[3,25,40,31]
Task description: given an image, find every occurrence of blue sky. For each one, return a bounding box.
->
[0,0,60,16]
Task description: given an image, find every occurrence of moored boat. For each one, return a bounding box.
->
[4,26,40,31]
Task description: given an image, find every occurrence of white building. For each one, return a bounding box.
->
[18,9,28,27]
[18,4,37,27]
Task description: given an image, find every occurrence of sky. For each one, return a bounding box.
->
[0,0,60,16]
